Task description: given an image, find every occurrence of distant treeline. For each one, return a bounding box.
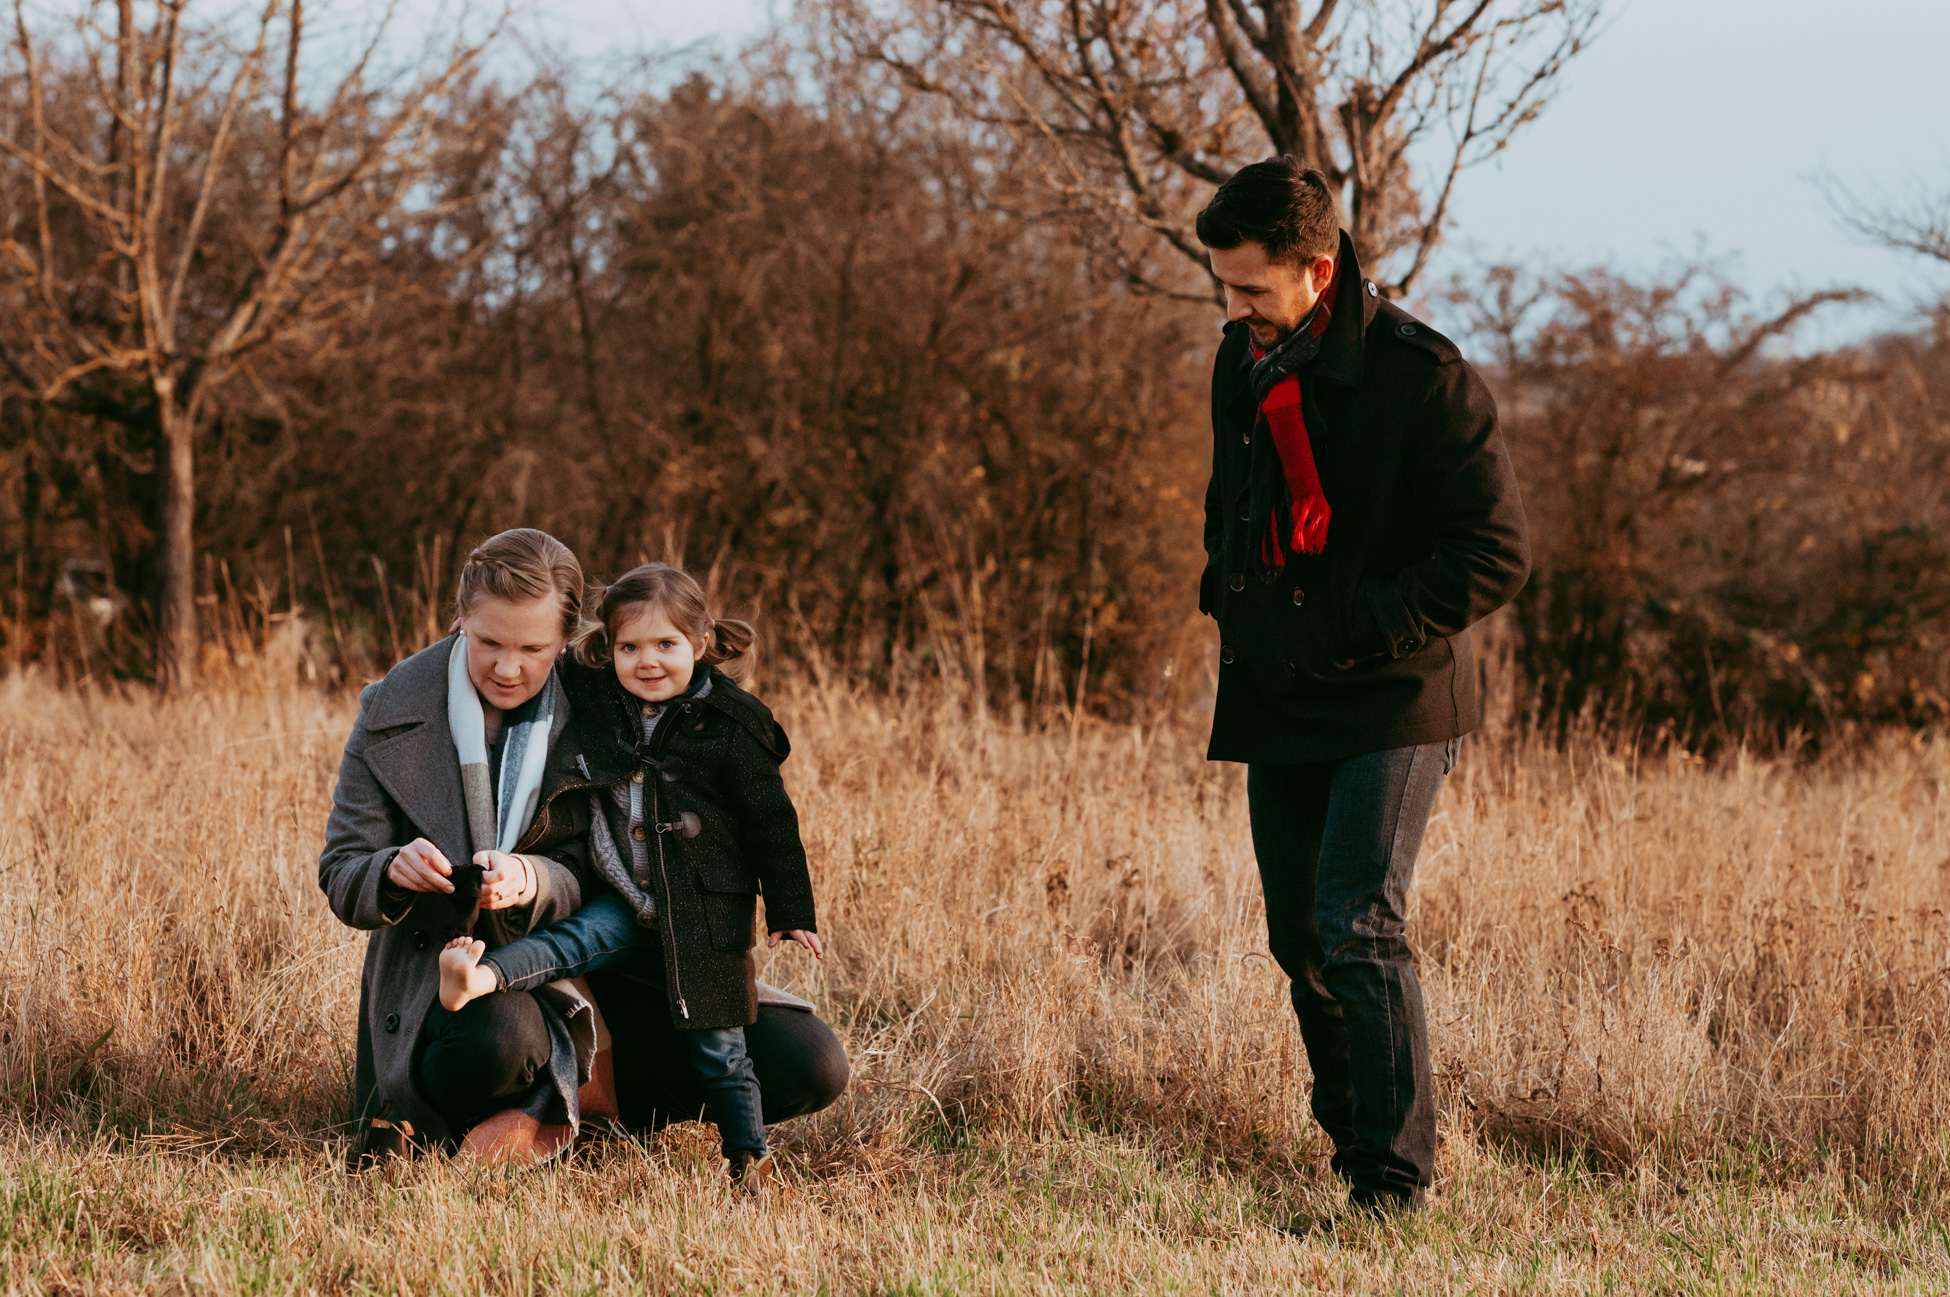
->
[1,53,1210,714]
[3,39,1946,749]
[1473,274,1950,749]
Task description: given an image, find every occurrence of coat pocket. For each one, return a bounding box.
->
[694,864,759,952]
[1271,567,1377,679]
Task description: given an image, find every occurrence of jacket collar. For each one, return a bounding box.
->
[556,656,646,783]
[1311,229,1376,389]
[358,638,467,860]
[363,634,457,729]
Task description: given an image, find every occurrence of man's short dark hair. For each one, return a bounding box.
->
[1196,156,1340,266]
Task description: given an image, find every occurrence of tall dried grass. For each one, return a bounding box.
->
[1,661,1947,1289]
[0,663,1942,1287]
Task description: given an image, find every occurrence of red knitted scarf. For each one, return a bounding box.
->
[1248,282,1335,563]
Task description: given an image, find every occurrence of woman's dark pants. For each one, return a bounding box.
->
[418,992,555,1134]
[1247,738,1456,1208]
[417,984,850,1139]
[588,969,852,1132]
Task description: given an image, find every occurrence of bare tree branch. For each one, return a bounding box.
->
[1825,171,1950,267]
[833,0,1604,295]
[165,0,277,331]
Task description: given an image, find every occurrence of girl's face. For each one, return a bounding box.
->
[611,605,705,704]
[460,594,566,712]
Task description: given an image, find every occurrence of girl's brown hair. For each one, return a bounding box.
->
[579,563,757,682]
[455,528,587,640]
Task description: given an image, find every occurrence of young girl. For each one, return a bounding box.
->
[438,563,822,1188]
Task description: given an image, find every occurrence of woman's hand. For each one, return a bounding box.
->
[476,851,537,910]
[388,838,455,893]
[767,929,824,958]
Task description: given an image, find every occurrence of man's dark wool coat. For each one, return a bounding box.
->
[1201,230,1530,764]
[557,659,817,1032]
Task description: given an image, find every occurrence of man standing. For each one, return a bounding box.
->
[1196,157,1530,1215]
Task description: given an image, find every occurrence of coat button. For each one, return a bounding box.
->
[1292,588,1305,606]
[1220,646,1235,664]
[1366,280,1378,297]
[1237,502,1250,520]
[632,770,645,784]
[384,1013,400,1033]
[631,825,646,842]
[413,931,429,951]
[1229,573,1245,592]
[1399,323,1417,336]
[1283,662,1296,679]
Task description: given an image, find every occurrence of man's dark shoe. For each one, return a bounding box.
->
[1346,1184,1426,1217]
[1273,1209,1339,1238]
[1277,1187,1425,1236]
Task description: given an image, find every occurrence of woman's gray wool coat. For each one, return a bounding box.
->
[317,636,595,1146]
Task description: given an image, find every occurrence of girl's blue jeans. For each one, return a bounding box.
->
[479,892,766,1158]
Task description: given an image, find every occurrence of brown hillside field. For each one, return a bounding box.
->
[1,662,1947,1294]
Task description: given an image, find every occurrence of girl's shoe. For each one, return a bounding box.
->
[346,1103,416,1172]
[728,1149,773,1195]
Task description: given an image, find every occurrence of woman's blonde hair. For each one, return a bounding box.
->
[579,563,756,682]
[454,528,586,640]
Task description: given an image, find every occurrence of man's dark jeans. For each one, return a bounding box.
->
[1248,738,1457,1205]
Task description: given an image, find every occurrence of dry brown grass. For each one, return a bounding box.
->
[2,660,1948,1293]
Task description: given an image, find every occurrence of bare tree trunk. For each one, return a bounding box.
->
[155,382,196,689]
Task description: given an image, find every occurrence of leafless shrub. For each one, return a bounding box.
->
[1452,262,1950,749]
[2,50,1214,711]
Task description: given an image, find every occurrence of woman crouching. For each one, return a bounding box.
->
[438,563,822,1189]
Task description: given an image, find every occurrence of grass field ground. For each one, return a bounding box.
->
[5,1126,1946,1293]
[2,662,1947,1294]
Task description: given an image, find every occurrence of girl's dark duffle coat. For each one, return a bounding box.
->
[558,658,818,1032]
[1200,229,1532,765]
[318,637,599,1146]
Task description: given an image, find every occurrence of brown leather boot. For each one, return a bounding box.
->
[458,1109,575,1166]
[577,1047,621,1125]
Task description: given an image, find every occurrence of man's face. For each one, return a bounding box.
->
[1207,241,1338,350]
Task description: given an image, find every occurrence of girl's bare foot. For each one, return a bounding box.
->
[438,937,496,1011]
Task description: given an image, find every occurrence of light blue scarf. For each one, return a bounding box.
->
[447,635,555,855]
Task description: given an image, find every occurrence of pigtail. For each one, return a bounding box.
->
[572,598,614,668]
[701,616,758,681]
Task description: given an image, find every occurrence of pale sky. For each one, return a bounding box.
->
[515,0,1949,342]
